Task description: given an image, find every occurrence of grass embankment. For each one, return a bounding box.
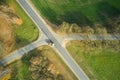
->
[67,40,120,80]
[31,0,120,26]
[6,0,39,47]
[10,46,77,80]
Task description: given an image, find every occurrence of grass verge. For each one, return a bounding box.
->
[6,0,39,47]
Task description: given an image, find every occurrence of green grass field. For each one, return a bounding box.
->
[31,0,120,26]
[6,0,39,47]
[67,41,120,80]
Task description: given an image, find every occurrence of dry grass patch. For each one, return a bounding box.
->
[0,15,15,58]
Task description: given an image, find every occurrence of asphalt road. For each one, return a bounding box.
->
[0,0,120,79]
[65,34,120,41]
[0,40,47,66]
[17,0,89,80]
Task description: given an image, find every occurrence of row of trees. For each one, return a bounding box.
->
[57,14,120,35]
[57,22,108,35]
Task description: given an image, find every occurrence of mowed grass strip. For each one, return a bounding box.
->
[66,41,120,80]
[10,46,77,80]
[31,0,120,26]
[6,0,39,46]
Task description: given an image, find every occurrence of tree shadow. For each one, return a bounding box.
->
[0,0,6,5]
[21,49,41,65]
[60,10,93,27]
[96,1,120,32]
[39,6,93,26]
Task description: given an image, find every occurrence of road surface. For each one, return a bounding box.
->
[0,0,120,80]
[0,40,47,66]
[16,0,89,80]
[65,34,120,41]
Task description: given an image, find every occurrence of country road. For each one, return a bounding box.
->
[65,34,120,41]
[16,0,89,80]
[0,39,47,66]
[0,0,120,80]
